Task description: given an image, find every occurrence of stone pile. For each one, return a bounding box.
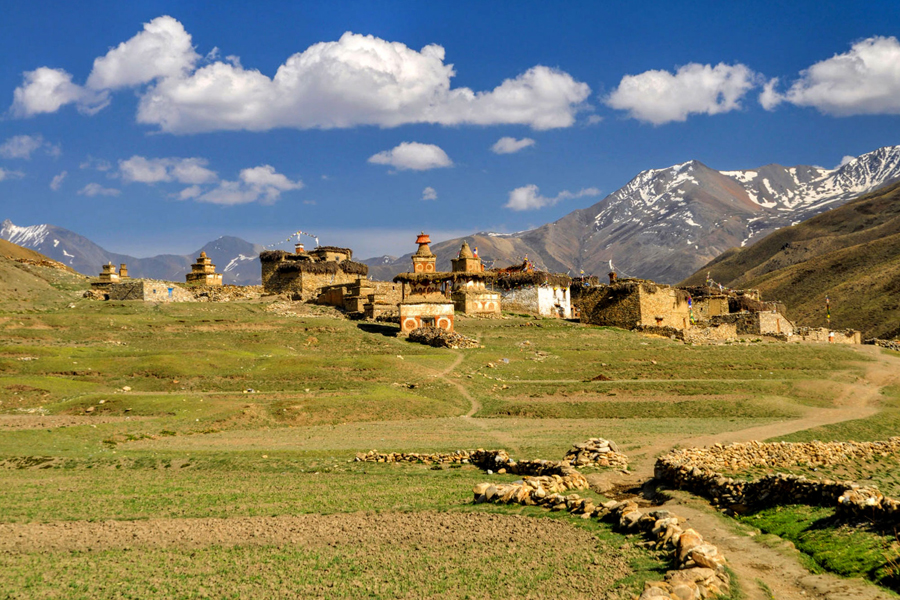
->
[472,484,730,599]
[655,439,900,523]
[564,438,629,469]
[407,326,480,349]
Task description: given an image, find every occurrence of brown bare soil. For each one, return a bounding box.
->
[0,512,637,599]
[0,415,152,430]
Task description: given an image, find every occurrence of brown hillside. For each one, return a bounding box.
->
[681,181,900,338]
[0,238,76,272]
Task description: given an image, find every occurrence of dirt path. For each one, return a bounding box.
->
[671,495,895,600]
[592,346,900,600]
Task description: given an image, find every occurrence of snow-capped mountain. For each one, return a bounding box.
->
[0,220,264,285]
[365,145,900,283]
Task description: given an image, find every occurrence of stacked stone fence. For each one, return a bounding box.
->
[354,439,628,474]
[655,439,900,523]
[472,478,730,599]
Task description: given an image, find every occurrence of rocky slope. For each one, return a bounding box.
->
[365,145,900,283]
[681,181,900,339]
[0,220,263,285]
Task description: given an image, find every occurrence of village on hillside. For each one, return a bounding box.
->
[84,230,868,349]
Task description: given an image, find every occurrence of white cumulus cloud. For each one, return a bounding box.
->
[504,185,600,211]
[119,156,218,184]
[11,67,108,117]
[86,15,199,90]
[606,63,758,124]
[0,134,59,159]
[78,182,120,197]
[422,186,438,201]
[369,142,453,171]
[50,171,67,191]
[773,36,900,116]
[196,165,303,205]
[11,19,590,133]
[491,137,536,154]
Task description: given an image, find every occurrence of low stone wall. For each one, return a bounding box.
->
[655,439,900,522]
[354,448,588,481]
[355,441,728,599]
[793,327,862,344]
[866,338,900,352]
[473,483,730,599]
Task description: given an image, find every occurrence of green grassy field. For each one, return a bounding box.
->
[0,280,890,598]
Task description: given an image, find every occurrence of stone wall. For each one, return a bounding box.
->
[655,439,900,522]
[638,284,691,330]
[580,281,690,330]
[107,280,195,302]
[793,327,862,344]
[580,284,643,328]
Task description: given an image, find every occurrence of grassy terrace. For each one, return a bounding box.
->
[0,290,877,598]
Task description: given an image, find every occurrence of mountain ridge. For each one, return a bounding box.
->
[0,220,264,285]
[364,145,900,283]
[681,180,900,339]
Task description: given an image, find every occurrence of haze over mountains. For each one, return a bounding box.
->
[4,145,900,286]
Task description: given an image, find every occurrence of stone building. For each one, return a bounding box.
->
[107,280,195,302]
[185,252,223,286]
[581,275,692,331]
[259,243,368,299]
[448,242,500,315]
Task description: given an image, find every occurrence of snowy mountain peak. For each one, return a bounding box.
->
[1,220,51,248]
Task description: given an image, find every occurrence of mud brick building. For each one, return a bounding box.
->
[185,252,223,286]
[260,243,368,299]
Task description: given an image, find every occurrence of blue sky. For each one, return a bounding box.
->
[2,0,900,258]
